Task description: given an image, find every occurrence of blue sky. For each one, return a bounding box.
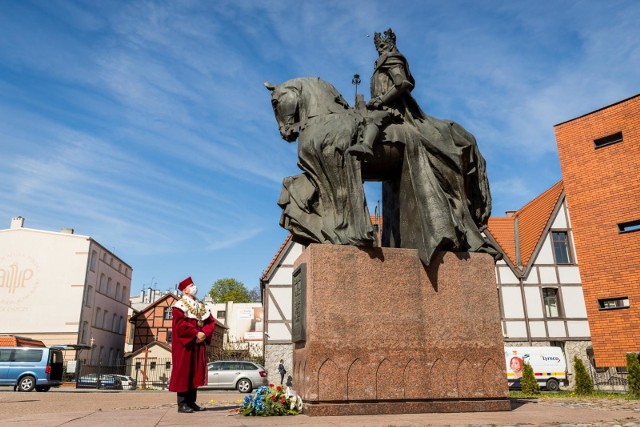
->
[1,1,638,296]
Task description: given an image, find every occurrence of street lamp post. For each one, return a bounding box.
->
[352,73,361,105]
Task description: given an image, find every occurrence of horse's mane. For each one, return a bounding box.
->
[279,77,350,123]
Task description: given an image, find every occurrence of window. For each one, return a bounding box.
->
[119,316,124,334]
[115,283,121,301]
[150,361,157,370]
[103,310,109,329]
[543,288,560,318]
[552,231,571,264]
[81,321,88,343]
[217,310,226,319]
[99,274,106,293]
[618,219,640,234]
[593,131,623,149]
[112,314,118,332]
[165,361,172,369]
[95,308,102,327]
[122,286,128,303]
[598,297,630,310]
[106,278,112,297]
[164,307,173,320]
[167,330,172,343]
[85,286,93,307]
[13,349,43,362]
[135,361,141,370]
[90,250,97,271]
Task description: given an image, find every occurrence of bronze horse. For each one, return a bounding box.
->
[266,77,498,266]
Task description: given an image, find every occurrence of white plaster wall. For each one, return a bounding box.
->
[270,266,294,285]
[269,288,292,318]
[562,287,588,318]
[538,267,558,284]
[535,235,555,264]
[267,322,291,341]
[566,320,591,337]
[529,321,546,338]
[501,287,524,318]
[547,321,566,337]
[558,266,581,283]
[498,266,519,284]
[551,206,567,229]
[282,243,303,264]
[523,268,539,284]
[0,229,89,334]
[524,287,544,318]
[505,321,527,338]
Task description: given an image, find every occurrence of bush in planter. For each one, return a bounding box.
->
[573,356,594,395]
[521,362,540,395]
[627,353,640,398]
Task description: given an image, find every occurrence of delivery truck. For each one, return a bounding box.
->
[505,346,568,391]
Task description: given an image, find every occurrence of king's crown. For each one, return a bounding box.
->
[374,28,396,48]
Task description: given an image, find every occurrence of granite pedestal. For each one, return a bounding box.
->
[292,244,510,416]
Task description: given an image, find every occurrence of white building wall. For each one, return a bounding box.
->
[0,221,131,364]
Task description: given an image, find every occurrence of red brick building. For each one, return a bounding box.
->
[554,94,640,367]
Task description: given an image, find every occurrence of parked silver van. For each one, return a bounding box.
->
[0,347,64,391]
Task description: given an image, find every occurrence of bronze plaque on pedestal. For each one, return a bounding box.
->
[292,263,307,343]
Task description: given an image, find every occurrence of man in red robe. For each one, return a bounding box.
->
[169,277,216,413]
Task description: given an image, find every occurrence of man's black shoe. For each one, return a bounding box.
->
[178,404,194,413]
[190,403,206,411]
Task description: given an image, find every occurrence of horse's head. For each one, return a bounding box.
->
[265,78,351,142]
[265,81,300,142]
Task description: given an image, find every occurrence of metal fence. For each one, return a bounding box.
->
[589,365,628,392]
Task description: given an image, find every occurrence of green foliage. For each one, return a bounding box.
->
[208,278,252,303]
[248,287,261,303]
[573,356,594,395]
[520,362,541,395]
[627,353,640,398]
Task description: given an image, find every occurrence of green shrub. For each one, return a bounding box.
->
[521,362,540,395]
[573,356,594,395]
[627,353,640,398]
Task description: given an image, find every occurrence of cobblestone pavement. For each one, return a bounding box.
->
[0,389,639,426]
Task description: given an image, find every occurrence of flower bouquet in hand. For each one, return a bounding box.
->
[240,384,303,416]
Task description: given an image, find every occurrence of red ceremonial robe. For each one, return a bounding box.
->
[168,302,216,392]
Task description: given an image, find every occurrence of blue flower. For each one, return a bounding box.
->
[243,395,252,405]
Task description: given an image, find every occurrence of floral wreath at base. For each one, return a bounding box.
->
[240,384,303,416]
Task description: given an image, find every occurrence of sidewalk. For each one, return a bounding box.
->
[1,390,639,426]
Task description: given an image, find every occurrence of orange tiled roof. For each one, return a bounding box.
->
[487,180,564,268]
[487,216,517,265]
[261,234,292,282]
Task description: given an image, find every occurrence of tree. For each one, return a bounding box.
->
[627,352,640,398]
[573,356,594,395]
[248,287,261,303]
[208,278,252,303]
[521,362,540,395]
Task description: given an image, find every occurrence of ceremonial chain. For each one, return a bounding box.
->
[180,296,207,327]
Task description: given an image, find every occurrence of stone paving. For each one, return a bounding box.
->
[0,389,639,426]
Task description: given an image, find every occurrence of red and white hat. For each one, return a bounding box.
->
[178,276,194,291]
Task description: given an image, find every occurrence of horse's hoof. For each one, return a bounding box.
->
[346,145,374,160]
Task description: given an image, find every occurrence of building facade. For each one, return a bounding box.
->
[554,94,640,368]
[486,181,591,386]
[0,217,131,364]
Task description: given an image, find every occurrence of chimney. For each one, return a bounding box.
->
[505,211,517,217]
[60,228,75,234]
[10,216,25,229]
